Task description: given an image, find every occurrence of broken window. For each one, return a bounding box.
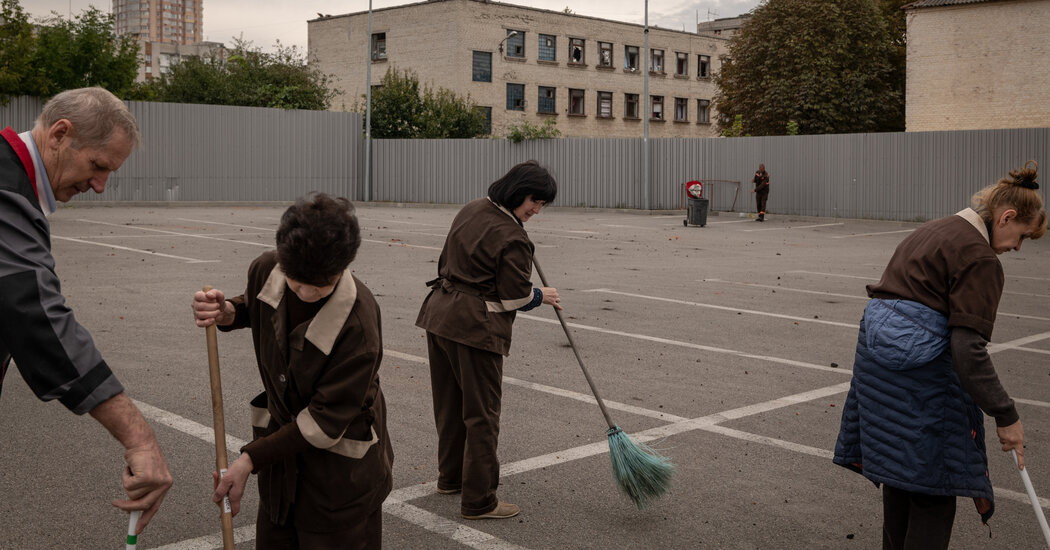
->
[697,99,711,123]
[698,55,710,78]
[371,32,386,60]
[539,34,556,61]
[538,86,556,113]
[598,42,613,67]
[674,97,688,121]
[472,51,491,82]
[624,45,639,71]
[506,30,525,58]
[569,38,585,64]
[597,91,613,118]
[625,93,639,119]
[569,88,585,115]
[650,95,664,120]
[650,49,664,73]
[506,83,525,111]
[676,52,688,76]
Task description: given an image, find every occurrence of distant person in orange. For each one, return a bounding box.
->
[750,163,770,221]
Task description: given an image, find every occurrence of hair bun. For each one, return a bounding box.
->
[1011,160,1040,190]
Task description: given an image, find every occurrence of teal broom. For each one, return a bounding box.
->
[533,258,674,509]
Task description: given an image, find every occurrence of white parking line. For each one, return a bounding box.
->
[832,229,915,239]
[582,288,858,329]
[518,313,846,374]
[52,235,218,263]
[743,223,845,232]
[701,278,866,301]
[76,219,271,248]
[177,217,443,250]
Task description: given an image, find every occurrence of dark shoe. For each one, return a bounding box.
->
[436,487,461,495]
[463,501,520,520]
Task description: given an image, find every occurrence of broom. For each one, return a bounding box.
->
[202,286,236,550]
[532,258,674,509]
[1012,450,1050,548]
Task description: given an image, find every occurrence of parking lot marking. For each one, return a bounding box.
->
[743,222,845,232]
[832,229,915,239]
[75,219,272,248]
[149,524,257,550]
[384,349,689,423]
[518,313,847,374]
[701,278,866,301]
[52,235,218,263]
[383,500,529,550]
[582,288,858,328]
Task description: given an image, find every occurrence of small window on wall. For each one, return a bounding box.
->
[371,32,386,60]
[598,42,613,67]
[539,34,557,61]
[624,93,639,119]
[625,45,639,71]
[650,49,664,73]
[477,106,492,134]
[675,52,688,76]
[569,89,585,115]
[506,30,525,58]
[569,38,585,64]
[506,83,525,110]
[538,86,556,114]
[697,99,711,123]
[674,97,688,121]
[650,95,664,120]
[597,91,613,118]
[698,55,711,78]
[472,51,491,82]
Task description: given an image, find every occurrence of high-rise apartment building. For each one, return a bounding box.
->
[113,0,211,81]
[114,0,202,44]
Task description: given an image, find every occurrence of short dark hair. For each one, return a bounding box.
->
[276,193,361,285]
[487,160,558,210]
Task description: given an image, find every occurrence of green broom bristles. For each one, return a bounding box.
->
[607,426,674,509]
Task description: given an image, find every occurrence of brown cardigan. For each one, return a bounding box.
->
[221,251,393,531]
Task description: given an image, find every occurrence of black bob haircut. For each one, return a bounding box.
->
[487,160,558,211]
[276,193,361,286]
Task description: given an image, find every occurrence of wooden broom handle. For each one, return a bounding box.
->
[203,286,235,550]
[531,260,616,429]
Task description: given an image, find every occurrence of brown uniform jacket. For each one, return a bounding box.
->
[416,197,536,355]
[221,251,393,531]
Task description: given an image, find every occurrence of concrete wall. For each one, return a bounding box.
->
[308,0,726,139]
[906,0,1050,131]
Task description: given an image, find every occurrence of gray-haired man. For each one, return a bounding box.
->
[0,87,172,534]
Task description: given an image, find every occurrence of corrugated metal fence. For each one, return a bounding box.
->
[3,97,1047,221]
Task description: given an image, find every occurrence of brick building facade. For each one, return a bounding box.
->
[905,0,1050,131]
[308,0,727,138]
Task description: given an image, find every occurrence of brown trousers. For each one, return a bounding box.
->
[755,189,769,217]
[426,332,503,516]
[255,504,383,549]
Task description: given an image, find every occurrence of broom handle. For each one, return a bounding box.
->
[1013,450,1050,548]
[532,259,616,430]
[203,286,236,550]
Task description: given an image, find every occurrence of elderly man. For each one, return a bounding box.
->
[0,87,172,534]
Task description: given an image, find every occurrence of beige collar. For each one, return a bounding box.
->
[257,264,357,355]
[955,208,990,244]
[487,196,520,222]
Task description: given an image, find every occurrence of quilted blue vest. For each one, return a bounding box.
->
[834,299,994,522]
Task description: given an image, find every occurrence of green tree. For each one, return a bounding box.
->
[714,0,903,136]
[0,1,139,101]
[362,67,487,139]
[506,118,561,143]
[134,40,337,110]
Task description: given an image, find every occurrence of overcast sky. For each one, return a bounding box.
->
[26,0,762,51]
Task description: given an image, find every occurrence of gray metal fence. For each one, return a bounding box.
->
[4,96,1047,221]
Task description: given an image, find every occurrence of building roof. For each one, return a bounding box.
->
[903,0,1011,9]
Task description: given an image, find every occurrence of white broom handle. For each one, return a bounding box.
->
[126,510,142,550]
[1013,450,1050,548]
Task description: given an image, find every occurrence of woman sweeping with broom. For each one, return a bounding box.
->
[416,160,560,520]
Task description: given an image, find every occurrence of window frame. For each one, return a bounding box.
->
[650,49,664,74]
[674,97,688,122]
[472,50,492,83]
[698,54,711,78]
[506,29,525,58]
[538,34,557,62]
[624,93,640,119]
[568,88,586,115]
[624,45,639,71]
[569,37,586,65]
[597,91,613,118]
[697,99,711,124]
[650,95,664,121]
[506,83,525,111]
[538,86,556,114]
[598,42,613,68]
[371,32,387,61]
[675,52,688,76]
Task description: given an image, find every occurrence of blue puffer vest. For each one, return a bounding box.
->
[834,299,994,522]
